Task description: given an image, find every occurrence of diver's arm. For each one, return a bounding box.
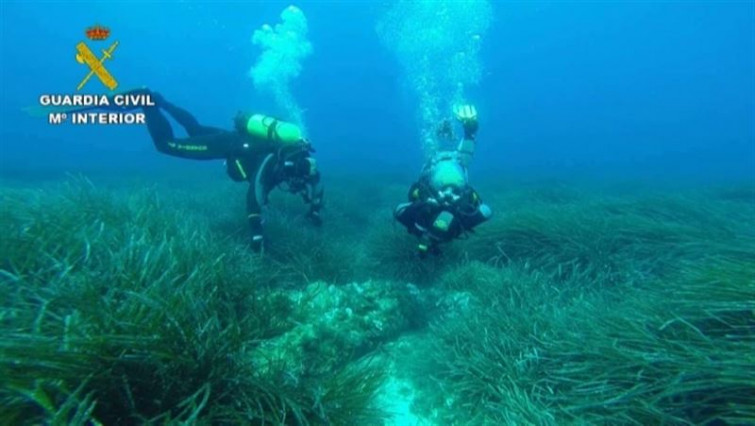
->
[453,104,479,167]
[275,144,324,225]
[407,181,423,202]
[287,155,324,225]
[246,182,265,252]
[457,133,476,167]
[245,153,279,252]
[304,171,324,225]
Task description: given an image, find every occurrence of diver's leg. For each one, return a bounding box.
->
[49,88,187,156]
[136,92,243,160]
[299,167,324,226]
[119,89,221,137]
[142,106,179,154]
[142,104,243,160]
[158,99,224,137]
[307,177,324,226]
[244,153,279,252]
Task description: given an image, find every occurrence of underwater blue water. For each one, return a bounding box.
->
[1,1,752,182]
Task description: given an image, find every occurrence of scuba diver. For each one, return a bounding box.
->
[394,104,492,257]
[68,88,323,253]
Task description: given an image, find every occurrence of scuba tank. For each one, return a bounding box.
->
[244,114,303,144]
[428,153,467,191]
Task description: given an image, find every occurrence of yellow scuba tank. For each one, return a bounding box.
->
[430,160,466,190]
[245,114,303,144]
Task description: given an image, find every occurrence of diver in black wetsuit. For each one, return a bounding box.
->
[394,104,491,257]
[115,89,323,253]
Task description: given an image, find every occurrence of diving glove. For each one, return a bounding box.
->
[453,104,478,137]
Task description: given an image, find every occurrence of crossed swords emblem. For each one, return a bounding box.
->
[75,41,119,91]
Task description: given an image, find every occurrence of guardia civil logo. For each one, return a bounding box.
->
[76,24,119,91]
[31,24,153,126]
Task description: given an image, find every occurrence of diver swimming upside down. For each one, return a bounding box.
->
[394,104,492,257]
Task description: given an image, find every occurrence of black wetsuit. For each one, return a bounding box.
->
[395,176,488,244]
[132,92,323,251]
[394,121,491,255]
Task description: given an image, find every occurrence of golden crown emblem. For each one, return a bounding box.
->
[85,25,110,41]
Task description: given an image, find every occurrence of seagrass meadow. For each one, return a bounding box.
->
[1,171,754,425]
